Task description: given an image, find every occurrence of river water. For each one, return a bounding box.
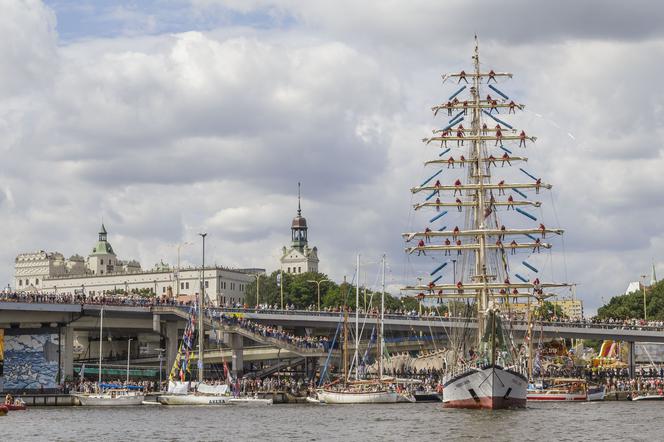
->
[3,401,660,441]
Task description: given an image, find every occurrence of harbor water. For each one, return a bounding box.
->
[2,401,660,441]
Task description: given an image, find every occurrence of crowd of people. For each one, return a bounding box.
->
[3,290,664,332]
[65,379,161,394]
[211,310,332,352]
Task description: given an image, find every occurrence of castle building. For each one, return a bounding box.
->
[280,184,319,274]
[14,224,256,306]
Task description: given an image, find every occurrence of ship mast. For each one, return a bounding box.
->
[471,36,488,345]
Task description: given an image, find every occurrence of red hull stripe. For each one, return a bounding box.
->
[444,396,526,409]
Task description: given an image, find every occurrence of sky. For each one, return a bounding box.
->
[1,0,663,314]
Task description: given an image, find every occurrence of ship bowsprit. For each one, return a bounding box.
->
[442,365,528,409]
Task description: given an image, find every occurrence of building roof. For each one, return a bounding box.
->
[91,240,115,256]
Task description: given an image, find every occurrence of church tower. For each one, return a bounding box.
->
[88,223,117,275]
[280,183,319,274]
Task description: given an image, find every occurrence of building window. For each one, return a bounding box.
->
[180,282,184,290]
[298,267,301,273]
[101,259,104,265]
[35,278,39,285]
[18,280,22,286]
[287,267,290,273]
[100,270,104,275]
[162,287,166,293]
[205,281,209,288]
[185,282,189,289]
[25,279,29,286]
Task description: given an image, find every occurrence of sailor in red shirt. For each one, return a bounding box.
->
[533,238,541,253]
[417,239,426,256]
[463,100,468,115]
[456,239,462,255]
[499,224,506,241]
[424,227,432,243]
[519,130,527,147]
[482,123,488,135]
[488,154,497,167]
[507,195,514,210]
[490,100,499,114]
[453,226,460,241]
[501,152,511,167]
[508,100,517,114]
[447,156,455,169]
[446,101,453,116]
[454,179,462,196]
[459,155,466,168]
[495,127,503,146]
[434,179,441,197]
[456,198,462,212]
[535,178,542,194]
[456,128,464,146]
[510,240,518,255]
[435,197,441,212]
[444,238,451,256]
[458,70,468,83]
[488,69,497,83]
[539,223,546,238]
[498,179,505,196]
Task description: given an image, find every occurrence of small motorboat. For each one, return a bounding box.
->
[5,402,27,411]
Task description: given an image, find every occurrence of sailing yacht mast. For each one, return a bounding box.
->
[98,306,103,385]
[379,254,385,380]
[198,232,207,383]
[355,254,360,380]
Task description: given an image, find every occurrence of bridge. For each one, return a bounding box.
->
[1,301,663,385]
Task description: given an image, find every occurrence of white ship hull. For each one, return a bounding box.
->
[442,365,527,409]
[157,394,231,405]
[229,397,273,405]
[76,393,145,406]
[318,389,398,404]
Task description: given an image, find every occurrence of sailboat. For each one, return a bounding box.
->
[76,307,145,406]
[318,255,398,404]
[158,239,232,406]
[402,37,569,409]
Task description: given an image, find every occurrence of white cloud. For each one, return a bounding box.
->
[2,1,664,315]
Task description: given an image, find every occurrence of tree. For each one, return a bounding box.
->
[597,280,664,320]
[533,301,566,320]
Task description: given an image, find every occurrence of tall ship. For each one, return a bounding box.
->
[403,37,568,409]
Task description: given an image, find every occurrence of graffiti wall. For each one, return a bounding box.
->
[2,332,59,390]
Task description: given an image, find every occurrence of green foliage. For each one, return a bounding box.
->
[243,271,447,314]
[597,280,664,320]
[533,301,566,320]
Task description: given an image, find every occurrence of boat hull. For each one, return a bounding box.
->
[76,394,145,406]
[0,405,7,416]
[4,404,27,411]
[228,398,273,405]
[631,394,664,401]
[318,390,398,404]
[527,391,586,401]
[157,394,231,405]
[443,365,527,409]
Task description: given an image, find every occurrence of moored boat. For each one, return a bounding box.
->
[317,388,398,404]
[76,389,145,406]
[527,379,605,402]
[443,364,528,409]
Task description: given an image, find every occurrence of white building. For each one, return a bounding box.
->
[280,185,319,274]
[14,224,258,306]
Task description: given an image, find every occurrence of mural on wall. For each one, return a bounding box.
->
[0,329,4,377]
[2,333,59,390]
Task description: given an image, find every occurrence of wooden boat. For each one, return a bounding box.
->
[527,379,605,402]
[317,388,398,404]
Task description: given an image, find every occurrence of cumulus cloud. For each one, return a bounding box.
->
[1,1,663,314]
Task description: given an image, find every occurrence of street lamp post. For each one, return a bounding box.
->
[307,279,329,311]
[641,274,648,321]
[198,232,207,383]
[176,241,192,297]
[255,274,261,306]
[126,338,133,384]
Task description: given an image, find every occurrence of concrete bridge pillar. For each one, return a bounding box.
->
[165,321,179,375]
[62,325,74,380]
[230,334,244,378]
[627,341,636,378]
